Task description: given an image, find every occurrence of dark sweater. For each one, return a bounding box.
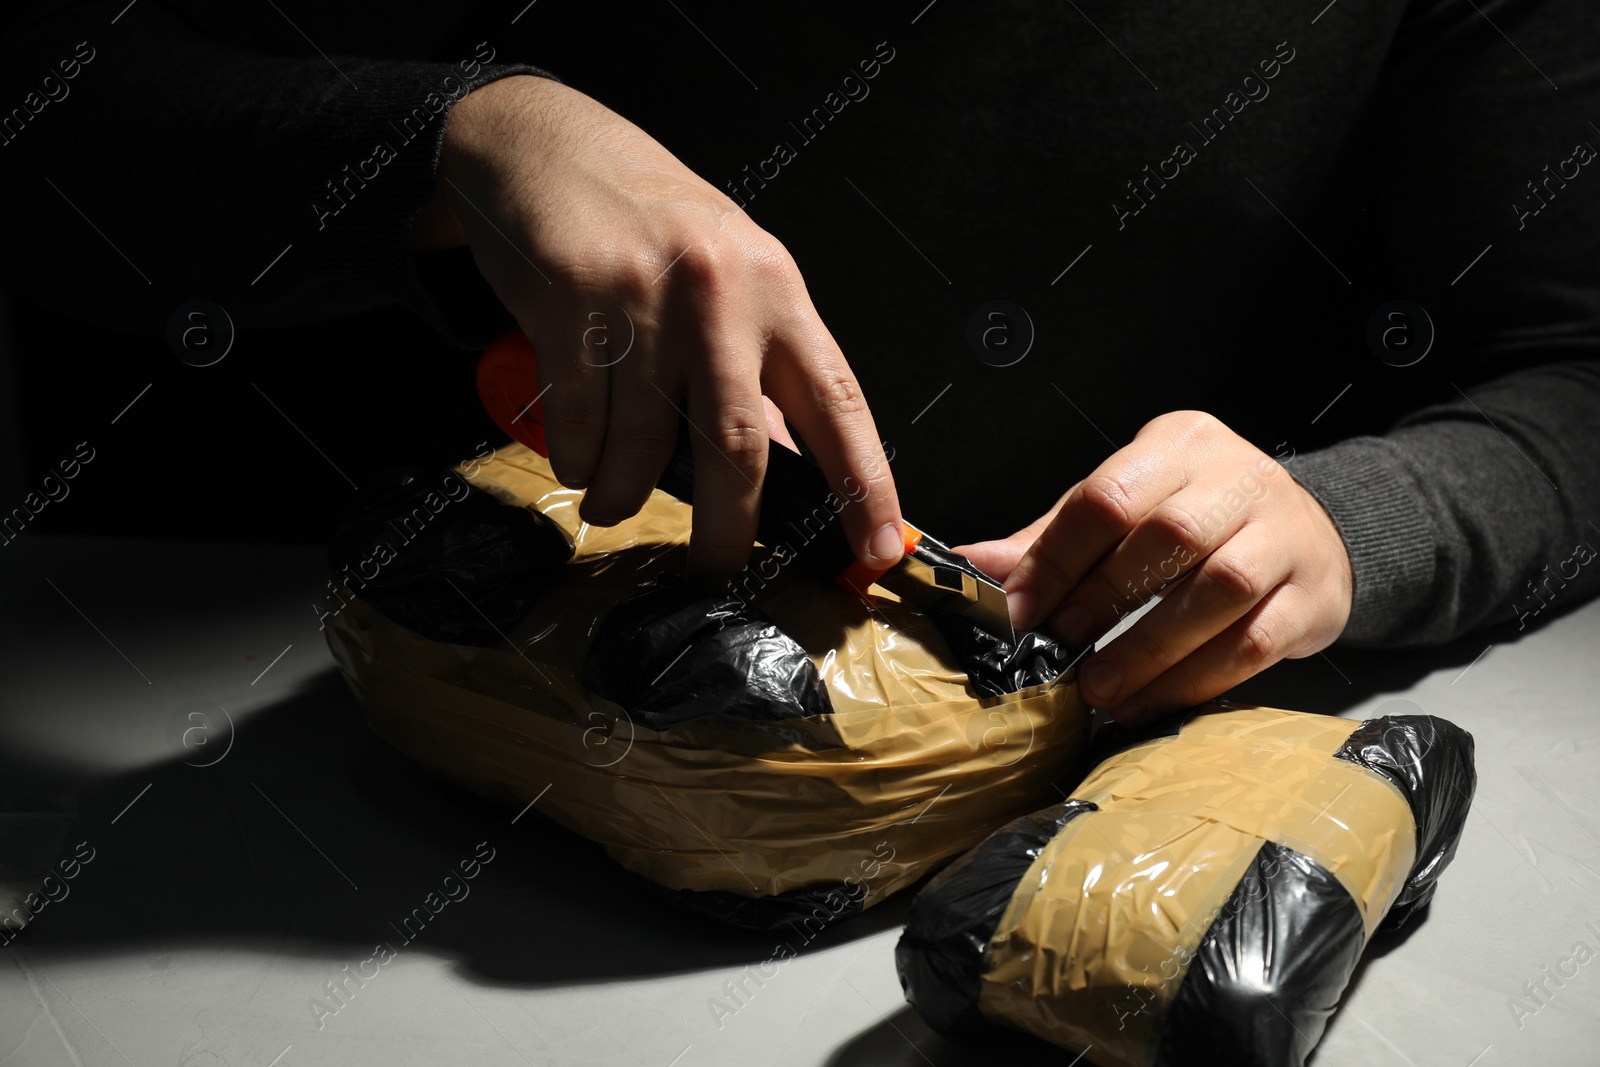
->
[3,0,1597,648]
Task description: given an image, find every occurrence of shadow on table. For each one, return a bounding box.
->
[10,610,1506,1020]
[821,604,1501,1067]
[821,900,1440,1067]
[822,907,1436,1067]
[1226,613,1535,715]
[11,667,907,987]
[823,1003,1064,1067]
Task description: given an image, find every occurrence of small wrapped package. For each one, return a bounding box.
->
[896,704,1475,1066]
[322,443,1090,928]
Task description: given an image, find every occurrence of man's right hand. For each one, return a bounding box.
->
[423,74,904,580]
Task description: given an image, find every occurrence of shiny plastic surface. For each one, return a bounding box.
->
[898,799,1098,1037]
[326,465,573,645]
[1334,714,1477,928]
[323,443,1091,926]
[1155,841,1366,1067]
[896,704,1477,1067]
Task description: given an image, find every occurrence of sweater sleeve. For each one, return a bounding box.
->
[0,1,552,346]
[1285,0,1600,648]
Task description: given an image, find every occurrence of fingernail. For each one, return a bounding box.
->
[1051,603,1093,646]
[868,523,905,565]
[1081,660,1122,707]
[1006,588,1037,631]
[577,501,621,527]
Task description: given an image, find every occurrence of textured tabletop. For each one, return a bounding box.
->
[0,534,1595,1066]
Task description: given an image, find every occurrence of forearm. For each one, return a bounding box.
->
[1289,359,1600,646]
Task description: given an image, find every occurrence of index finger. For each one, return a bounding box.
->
[681,335,769,579]
[1004,435,1188,631]
[762,323,904,571]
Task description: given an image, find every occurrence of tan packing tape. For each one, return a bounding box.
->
[324,443,1090,906]
[976,705,1417,1067]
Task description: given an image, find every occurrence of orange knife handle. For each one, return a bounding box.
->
[476,330,550,458]
[834,524,923,597]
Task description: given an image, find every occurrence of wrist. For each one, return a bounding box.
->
[414,74,558,257]
[440,74,566,177]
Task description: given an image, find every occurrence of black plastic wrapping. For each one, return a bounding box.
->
[331,466,1076,704]
[575,569,1081,926]
[896,800,1098,1038]
[896,712,1478,1067]
[901,537,1081,698]
[329,466,1088,929]
[1156,714,1477,1066]
[581,573,1078,731]
[327,466,573,645]
[1155,842,1366,1067]
[1335,715,1477,928]
[582,576,833,731]
[931,613,1085,699]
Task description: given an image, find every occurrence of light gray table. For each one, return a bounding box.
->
[1,533,1595,1066]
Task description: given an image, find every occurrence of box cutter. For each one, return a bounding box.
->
[476,331,1016,643]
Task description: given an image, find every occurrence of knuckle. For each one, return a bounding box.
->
[1143,409,1217,443]
[1176,409,1220,441]
[1137,412,1171,436]
[613,429,678,467]
[1239,620,1277,665]
[552,399,604,437]
[677,241,730,289]
[712,416,769,467]
[1077,475,1139,536]
[756,257,809,308]
[1205,551,1268,604]
[746,233,797,281]
[810,367,869,419]
[1143,504,1209,557]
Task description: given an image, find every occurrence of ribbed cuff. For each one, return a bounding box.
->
[293,60,556,346]
[1283,438,1439,647]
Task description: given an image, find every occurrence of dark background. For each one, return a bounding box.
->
[0,0,1460,549]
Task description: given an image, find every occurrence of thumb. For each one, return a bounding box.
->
[952,533,1034,583]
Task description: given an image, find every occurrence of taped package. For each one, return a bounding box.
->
[322,443,1090,929]
[896,703,1476,1067]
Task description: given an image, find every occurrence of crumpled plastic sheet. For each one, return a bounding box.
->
[323,442,1092,928]
[896,703,1477,1067]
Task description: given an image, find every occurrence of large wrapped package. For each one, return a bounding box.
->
[897,704,1475,1067]
[322,443,1090,928]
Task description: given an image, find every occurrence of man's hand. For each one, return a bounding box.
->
[422,75,903,578]
[956,412,1353,725]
